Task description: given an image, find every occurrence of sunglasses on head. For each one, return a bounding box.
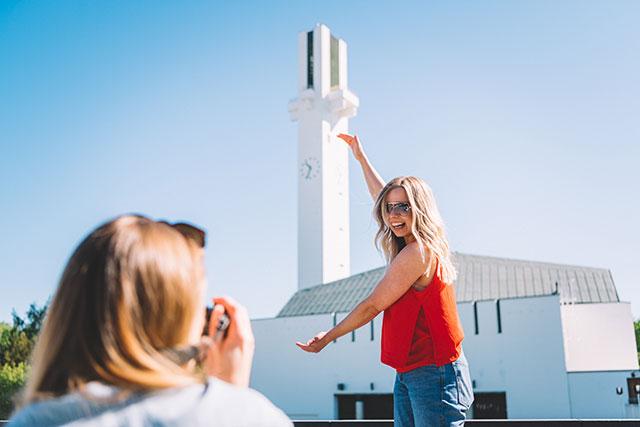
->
[159,221,206,248]
[385,202,411,215]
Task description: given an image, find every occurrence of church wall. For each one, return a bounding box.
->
[251,294,578,419]
[561,302,639,372]
[567,371,640,418]
[459,294,572,418]
[250,313,395,419]
[250,313,394,419]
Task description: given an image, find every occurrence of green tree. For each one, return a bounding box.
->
[0,363,27,419]
[0,324,8,344]
[0,303,47,367]
[22,303,46,341]
[0,303,47,419]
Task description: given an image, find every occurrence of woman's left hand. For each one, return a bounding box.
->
[204,296,255,387]
[296,331,328,353]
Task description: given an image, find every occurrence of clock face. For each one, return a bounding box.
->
[300,156,320,180]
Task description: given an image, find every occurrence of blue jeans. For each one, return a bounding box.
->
[394,351,474,427]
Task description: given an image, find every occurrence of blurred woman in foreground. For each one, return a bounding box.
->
[10,214,291,427]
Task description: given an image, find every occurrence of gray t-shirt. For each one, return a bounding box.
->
[9,378,292,427]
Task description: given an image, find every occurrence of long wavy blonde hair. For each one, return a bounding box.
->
[22,214,206,404]
[374,176,457,284]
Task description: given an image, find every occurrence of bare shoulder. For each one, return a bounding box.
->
[396,242,431,269]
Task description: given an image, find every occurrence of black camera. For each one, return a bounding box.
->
[204,305,230,341]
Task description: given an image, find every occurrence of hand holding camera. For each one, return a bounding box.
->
[163,297,254,387]
[204,296,255,387]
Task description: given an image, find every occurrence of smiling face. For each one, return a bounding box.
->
[373,177,456,282]
[384,187,414,241]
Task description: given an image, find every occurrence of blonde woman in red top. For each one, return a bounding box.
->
[297,134,474,426]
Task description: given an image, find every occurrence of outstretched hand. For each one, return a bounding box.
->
[296,331,329,353]
[337,133,365,162]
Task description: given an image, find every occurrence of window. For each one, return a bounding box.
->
[473,301,479,335]
[473,392,508,419]
[336,394,393,420]
[330,35,339,88]
[307,31,314,89]
[628,377,640,404]
[332,312,337,343]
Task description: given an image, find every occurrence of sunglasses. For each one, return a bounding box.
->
[159,221,206,248]
[385,202,411,216]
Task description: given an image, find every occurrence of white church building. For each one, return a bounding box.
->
[250,24,640,420]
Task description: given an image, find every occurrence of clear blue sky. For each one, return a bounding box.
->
[1,0,638,323]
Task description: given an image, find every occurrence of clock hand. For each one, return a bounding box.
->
[302,161,312,178]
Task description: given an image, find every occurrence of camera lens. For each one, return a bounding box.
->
[202,306,213,336]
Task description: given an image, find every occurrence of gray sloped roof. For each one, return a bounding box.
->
[277,252,619,317]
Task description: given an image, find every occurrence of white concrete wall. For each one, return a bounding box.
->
[252,295,571,420]
[296,110,324,290]
[252,295,638,420]
[561,302,639,372]
[320,116,350,285]
[568,371,640,418]
[251,314,394,419]
[459,294,572,418]
[292,24,355,290]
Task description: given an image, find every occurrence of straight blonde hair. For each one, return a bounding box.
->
[22,215,206,404]
[374,176,457,284]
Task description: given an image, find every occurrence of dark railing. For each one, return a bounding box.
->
[2,420,639,426]
[293,421,640,427]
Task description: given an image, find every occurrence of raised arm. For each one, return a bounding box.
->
[296,242,430,353]
[337,133,385,201]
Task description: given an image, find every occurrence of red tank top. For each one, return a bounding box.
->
[381,265,464,372]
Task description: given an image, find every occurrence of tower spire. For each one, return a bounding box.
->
[289,24,359,290]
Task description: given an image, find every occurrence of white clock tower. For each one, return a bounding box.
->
[289,24,359,290]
